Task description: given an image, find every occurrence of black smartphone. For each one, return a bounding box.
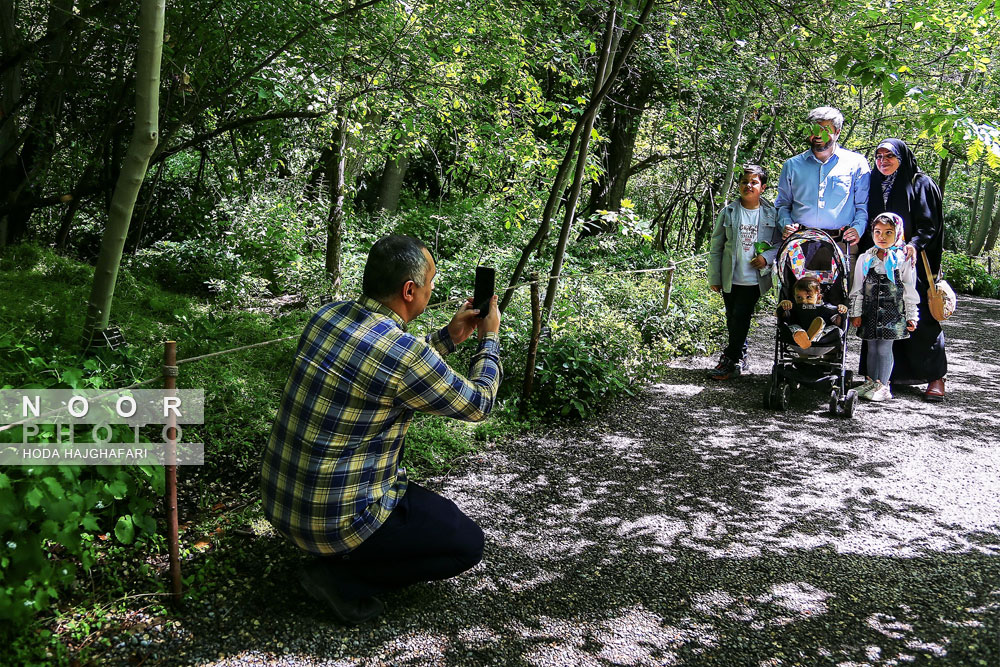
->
[473,266,495,318]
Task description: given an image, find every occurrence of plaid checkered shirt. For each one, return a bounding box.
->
[260,296,502,555]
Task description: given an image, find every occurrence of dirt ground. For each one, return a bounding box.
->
[113,295,1000,666]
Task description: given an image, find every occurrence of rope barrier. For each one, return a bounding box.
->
[174,334,299,366]
[427,252,709,309]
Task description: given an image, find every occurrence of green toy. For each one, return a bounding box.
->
[753,241,772,256]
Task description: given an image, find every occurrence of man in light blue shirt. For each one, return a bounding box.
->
[775,107,871,256]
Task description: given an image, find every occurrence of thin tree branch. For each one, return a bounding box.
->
[151,110,327,163]
[0,0,123,75]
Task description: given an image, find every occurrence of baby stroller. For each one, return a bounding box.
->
[764,228,859,417]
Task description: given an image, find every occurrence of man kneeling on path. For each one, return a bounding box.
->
[260,235,502,624]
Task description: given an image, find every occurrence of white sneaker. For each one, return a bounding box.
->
[869,382,893,402]
[857,378,877,399]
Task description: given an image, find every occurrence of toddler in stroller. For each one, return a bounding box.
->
[778,276,848,349]
[765,229,859,417]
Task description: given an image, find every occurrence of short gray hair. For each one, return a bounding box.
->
[362,235,432,300]
[806,106,844,132]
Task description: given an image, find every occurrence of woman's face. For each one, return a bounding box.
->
[875,147,900,177]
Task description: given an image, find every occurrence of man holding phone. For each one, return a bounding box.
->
[261,235,502,625]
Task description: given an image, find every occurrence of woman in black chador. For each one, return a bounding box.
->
[860,138,948,401]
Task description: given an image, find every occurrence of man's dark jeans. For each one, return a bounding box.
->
[315,482,484,601]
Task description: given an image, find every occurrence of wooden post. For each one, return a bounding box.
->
[163,341,182,604]
[661,263,676,310]
[521,273,542,413]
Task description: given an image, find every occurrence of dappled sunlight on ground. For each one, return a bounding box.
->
[137,297,999,665]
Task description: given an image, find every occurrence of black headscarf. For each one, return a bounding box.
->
[864,138,944,281]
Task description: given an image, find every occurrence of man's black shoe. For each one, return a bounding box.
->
[298,563,384,625]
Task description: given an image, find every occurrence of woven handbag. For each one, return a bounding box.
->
[921,250,956,322]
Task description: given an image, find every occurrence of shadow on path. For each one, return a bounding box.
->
[145,297,999,666]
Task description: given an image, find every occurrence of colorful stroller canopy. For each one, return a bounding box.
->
[775,228,850,288]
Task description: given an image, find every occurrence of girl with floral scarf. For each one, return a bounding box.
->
[849,212,919,402]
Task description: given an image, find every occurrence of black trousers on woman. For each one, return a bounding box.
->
[314,482,484,601]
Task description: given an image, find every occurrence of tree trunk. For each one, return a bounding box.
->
[971,179,995,256]
[693,184,718,251]
[499,0,655,313]
[719,78,755,206]
[0,0,20,247]
[967,161,984,251]
[583,73,654,221]
[653,193,681,252]
[375,155,410,213]
[983,192,1000,254]
[938,156,953,196]
[324,107,350,288]
[542,3,620,323]
[57,75,130,249]
[82,0,165,347]
[0,0,74,246]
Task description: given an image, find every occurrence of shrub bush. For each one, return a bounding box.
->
[0,336,162,623]
[532,313,642,418]
[131,238,249,295]
[941,251,1000,298]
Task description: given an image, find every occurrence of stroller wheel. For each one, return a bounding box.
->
[844,390,858,418]
[829,389,840,417]
[776,382,790,411]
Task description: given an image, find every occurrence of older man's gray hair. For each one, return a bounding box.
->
[806,106,844,132]
[362,235,432,300]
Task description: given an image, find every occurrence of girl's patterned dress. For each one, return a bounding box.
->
[856,267,909,340]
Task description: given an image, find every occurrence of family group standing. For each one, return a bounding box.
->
[709,106,948,402]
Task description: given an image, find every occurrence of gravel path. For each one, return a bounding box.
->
[108,296,999,666]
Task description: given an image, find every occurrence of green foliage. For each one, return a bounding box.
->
[0,243,44,272]
[533,315,641,419]
[131,239,250,296]
[0,463,162,623]
[1,625,68,665]
[525,263,724,419]
[0,337,163,623]
[402,415,478,479]
[941,251,1000,298]
[210,188,330,298]
[0,252,182,626]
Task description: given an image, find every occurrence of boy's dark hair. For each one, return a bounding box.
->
[362,235,433,301]
[741,164,768,186]
[793,276,822,294]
